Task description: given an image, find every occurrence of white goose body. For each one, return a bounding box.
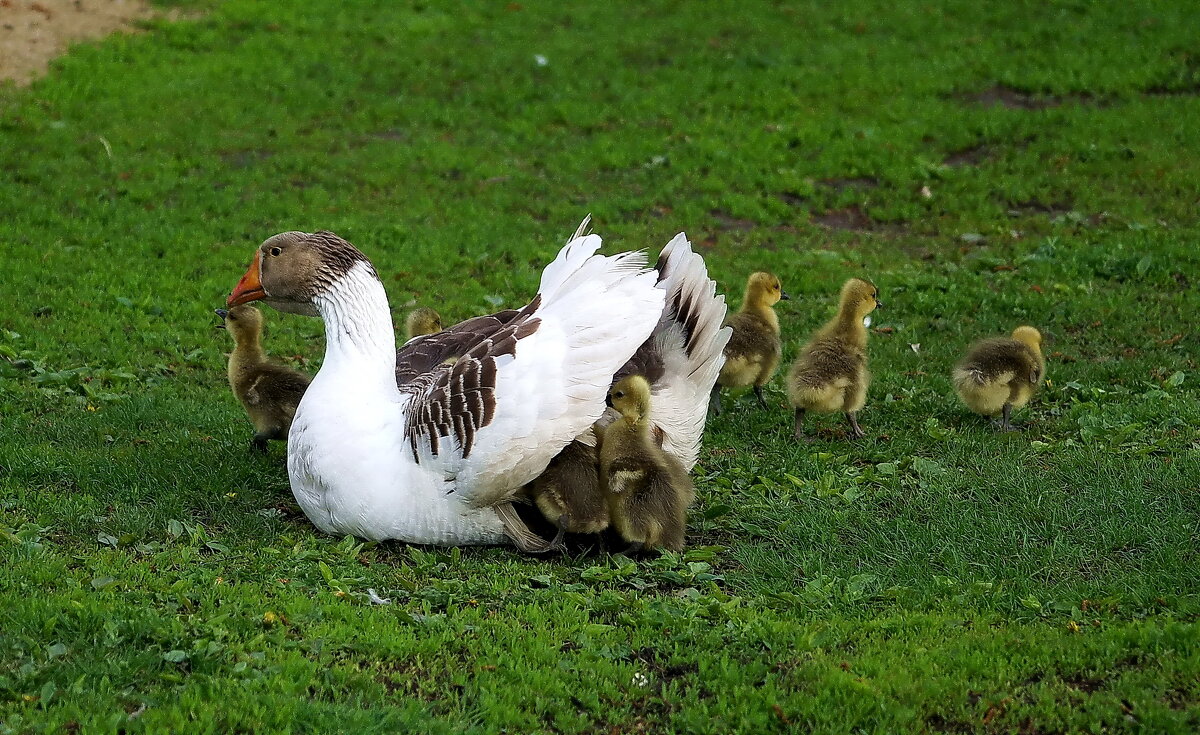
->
[286,264,507,543]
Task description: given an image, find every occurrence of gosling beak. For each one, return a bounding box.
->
[227,252,265,307]
[780,291,791,301]
[605,393,614,408]
[875,299,884,308]
[214,308,228,329]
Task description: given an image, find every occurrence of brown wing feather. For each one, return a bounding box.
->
[399,304,540,462]
[395,309,522,385]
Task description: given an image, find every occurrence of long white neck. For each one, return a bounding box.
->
[314,262,397,389]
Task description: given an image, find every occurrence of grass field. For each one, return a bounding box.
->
[2,0,1199,731]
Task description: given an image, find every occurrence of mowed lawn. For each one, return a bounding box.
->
[2,0,1199,731]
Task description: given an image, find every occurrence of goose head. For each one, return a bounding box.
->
[227,231,374,316]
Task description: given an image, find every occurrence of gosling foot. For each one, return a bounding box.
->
[846,412,866,439]
[996,404,1022,433]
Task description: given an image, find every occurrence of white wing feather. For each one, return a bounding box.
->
[645,233,731,470]
[579,232,730,471]
[448,230,664,506]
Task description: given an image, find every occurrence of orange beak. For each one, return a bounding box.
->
[227,253,266,306]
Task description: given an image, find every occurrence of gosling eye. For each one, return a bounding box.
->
[269,246,282,256]
[613,391,625,399]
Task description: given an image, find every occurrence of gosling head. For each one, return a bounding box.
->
[215,304,264,345]
[405,307,444,339]
[607,375,653,425]
[840,278,882,320]
[746,271,789,307]
[1011,326,1043,353]
[227,230,375,316]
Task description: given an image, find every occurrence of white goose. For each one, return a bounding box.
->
[226,221,728,546]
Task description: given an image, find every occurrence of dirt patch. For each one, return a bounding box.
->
[709,208,757,231]
[817,176,878,191]
[811,205,902,234]
[924,713,973,733]
[955,84,1103,110]
[943,144,991,168]
[1006,198,1074,218]
[1062,672,1105,694]
[219,148,274,169]
[1143,84,1200,97]
[0,0,177,86]
[958,84,1060,110]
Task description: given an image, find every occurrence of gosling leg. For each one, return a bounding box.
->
[620,540,644,557]
[250,434,270,453]
[753,385,769,409]
[846,412,866,439]
[998,403,1022,432]
[546,514,571,553]
[793,407,808,442]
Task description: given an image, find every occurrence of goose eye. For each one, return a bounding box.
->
[270,247,282,256]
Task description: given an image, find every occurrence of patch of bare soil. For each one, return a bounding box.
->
[1005,198,1074,218]
[817,176,878,191]
[0,0,172,86]
[811,205,904,234]
[955,83,1104,110]
[709,208,757,231]
[1144,84,1200,97]
[943,144,990,167]
[956,84,1060,109]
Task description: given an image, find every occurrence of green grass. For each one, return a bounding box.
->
[2,0,1199,731]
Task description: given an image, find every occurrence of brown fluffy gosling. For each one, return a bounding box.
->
[404,307,444,340]
[600,376,694,554]
[953,326,1045,431]
[216,305,311,452]
[787,278,881,441]
[710,271,789,415]
[522,439,609,552]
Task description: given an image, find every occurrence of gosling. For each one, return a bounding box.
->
[216,305,311,452]
[404,307,443,340]
[787,278,881,441]
[953,326,1045,431]
[600,376,694,553]
[710,271,789,415]
[525,439,609,551]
